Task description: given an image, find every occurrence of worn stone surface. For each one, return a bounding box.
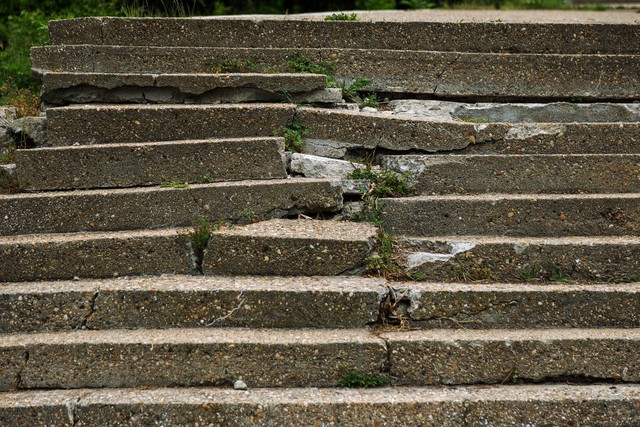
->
[382,154,640,194]
[46,104,295,145]
[15,137,286,190]
[0,328,386,389]
[3,385,640,426]
[0,164,17,192]
[0,228,192,282]
[290,153,368,179]
[391,282,640,329]
[203,219,376,276]
[47,16,640,54]
[385,328,640,385]
[0,179,342,236]
[402,236,640,283]
[31,45,640,100]
[382,194,640,237]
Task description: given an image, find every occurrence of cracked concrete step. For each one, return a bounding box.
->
[0,328,387,390]
[41,72,341,105]
[3,277,640,334]
[31,46,640,100]
[15,137,287,191]
[203,219,376,276]
[382,154,640,194]
[401,235,640,283]
[300,108,640,156]
[389,282,640,330]
[3,385,640,427]
[46,104,295,146]
[0,276,385,333]
[0,220,375,282]
[382,328,640,386]
[381,194,640,237]
[0,179,342,236]
[48,16,640,54]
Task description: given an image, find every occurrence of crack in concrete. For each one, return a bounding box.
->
[411,299,520,327]
[13,350,29,390]
[66,396,80,427]
[77,290,100,330]
[433,53,462,95]
[206,291,246,326]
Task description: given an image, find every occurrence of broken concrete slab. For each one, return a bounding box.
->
[381,194,640,237]
[0,179,342,236]
[31,45,640,100]
[15,137,287,190]
[48,17,640,55]
[3,385,640,426]
[1,328,386,389]
[0,228,192,282]
[389,282,640,329]
[7,116,47,148]
[381,154,640,194]
[401,235,640,283]
[384,328,640,385]
[290,153,369,179]
[46,104,295,145]
[0,164,17,193]
[203,219,376,276]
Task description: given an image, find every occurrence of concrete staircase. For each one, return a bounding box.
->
[1,11,640,425]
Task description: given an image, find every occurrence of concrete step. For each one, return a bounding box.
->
[41,72,341,105]
[0,276,385,333]
[203,219,376,276]
[0,220,375,282]
[0,328,387,390]
[381,194,640,237]
[15,137,287,190]
[2,384,640,426]
[381,154,640,194]
[402,235,640,283]
[46,104,295,146]
[48,16,640,54]
[1,327,638,390]
[2,276,639,334]
[31,46,640,100]
[300,107,640,156]
[383,282,640,330]
[383,328,640,386]
[0,179,342,236]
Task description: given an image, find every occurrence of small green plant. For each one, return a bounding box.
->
[519,264,540,281]
[287,52,337,85]
[202,173,214,183]
[338,370,389,388]
[400,0,435,9]
[348,166,411,198]
[324,12,358,21]
[160,181,189,188]
[549,267,571,282]
[341,78,378,108]
[274,120,308,153]
[188,214,223,252]
[456,116,489,124]
[240,208,260,224]
[209,58,258,74]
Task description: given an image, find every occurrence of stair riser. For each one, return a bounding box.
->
[403,240,640,282]
[382,196,640,237]
[46,104,295,146]
[15,138,286,190]
[0,180,342,236]
[382,155,640,194]
[49,17,640,54]
[3,386,640,427]
[0,233,192,282]
[0,340,386,390]
[32,46,640,100]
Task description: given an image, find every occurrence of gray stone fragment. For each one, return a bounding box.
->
[7,116,48,148]
[290,153,369,179]
[302,139,359,159]
[234,380,248,390]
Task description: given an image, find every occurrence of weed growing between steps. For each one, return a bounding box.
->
[324,12,359,21]
[160,181,189,188]
[338,370,389,388]
[274,120,308,152]
[188,214,224,274]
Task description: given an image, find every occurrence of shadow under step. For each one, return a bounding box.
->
[41,72,341,106]
[2,384,640,426]
[15,137,286,190]
[0,219,376,282]
[381,193,640,237]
